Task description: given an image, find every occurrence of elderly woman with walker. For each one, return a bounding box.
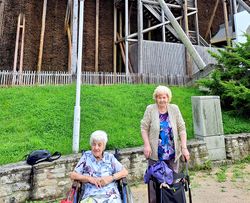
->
[141,85,190,203]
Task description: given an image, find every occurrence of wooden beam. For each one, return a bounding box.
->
[67,27,72,73]
[158,0,206,70]
[71,0,78,74]
[20,14,25,73]
[37,0,47,72]
[13,14,21,72]
[117,32,133,73]
[205,0,220,40]
[113,0,117,73]
[194,0,200,45]
[161,9,165,42]
[138,0,143,74]
[125,0,129,74]
[222,0,231,46]
[118,11,122,72]
[65,0,72,73]
[95,0,99,72]
[183,0,192,78]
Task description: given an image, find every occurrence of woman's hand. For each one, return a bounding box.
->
[99,176,113,187]
[88,176,103,188]
[144,144,152,159]
[182,148,190,161]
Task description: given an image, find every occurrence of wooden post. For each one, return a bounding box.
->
[117,33,133,74]
[113,0,117,73]
[65,1,72,73]
[13,14,21,72]
[37,0,47,72]
[232,0,237,14]
[13,14,25,73]
[138,0,143,74]
[205,0,220,40]
[20,14,25,73]
[183,0,192,78]
[125,0,129,74]
[67,27,72,73]
[222,0,231,46]
[161,8,166,42]
[119,11,122,72]
[194,0,200,45]
[147,20,152,40]
[95,0,99,72]
[71,0,78,74]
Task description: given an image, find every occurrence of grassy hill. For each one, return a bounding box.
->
[0,84,249,165]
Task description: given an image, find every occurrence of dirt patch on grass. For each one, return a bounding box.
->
[130,163,250,203]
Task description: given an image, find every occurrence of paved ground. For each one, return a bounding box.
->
[130,163,250,203]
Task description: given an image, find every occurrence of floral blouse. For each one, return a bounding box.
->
[158,113,175,161]
[74,151,123,202]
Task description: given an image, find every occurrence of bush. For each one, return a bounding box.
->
[197,34,250,117]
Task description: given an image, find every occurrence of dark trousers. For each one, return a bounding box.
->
[147,159,179,203]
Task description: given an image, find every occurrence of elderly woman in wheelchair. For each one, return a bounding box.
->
[70,130,128,203]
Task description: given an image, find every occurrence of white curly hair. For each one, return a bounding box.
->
[153,85,172,103]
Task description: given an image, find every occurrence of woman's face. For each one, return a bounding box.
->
[156,93,169,108]
[91,140,105,160]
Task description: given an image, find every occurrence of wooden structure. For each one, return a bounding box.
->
[112,0,209,78]
[0,0,249,81]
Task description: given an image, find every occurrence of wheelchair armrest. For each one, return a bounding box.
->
[72,180,80,188]
[119,177,128,186]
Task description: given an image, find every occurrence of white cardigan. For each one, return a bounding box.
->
[140,103,186,162]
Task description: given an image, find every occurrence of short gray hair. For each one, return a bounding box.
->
[153,85,172,103]
[90,130,108,146]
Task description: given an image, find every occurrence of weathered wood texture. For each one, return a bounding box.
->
[0,0,113,72]
[0,70,188,86]
[130,40,218,76]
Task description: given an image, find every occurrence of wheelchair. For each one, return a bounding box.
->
[69,149,134,203]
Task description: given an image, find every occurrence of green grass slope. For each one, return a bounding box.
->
[0,84,249,165]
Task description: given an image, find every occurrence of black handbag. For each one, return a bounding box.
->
[26,149,61,165]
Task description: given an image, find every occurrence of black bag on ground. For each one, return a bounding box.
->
[26,149,61,165]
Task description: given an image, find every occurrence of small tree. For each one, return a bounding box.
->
[198,34,250,117]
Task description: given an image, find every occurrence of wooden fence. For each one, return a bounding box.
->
[0,70,188,87]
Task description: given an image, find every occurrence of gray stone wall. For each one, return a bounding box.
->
[0,134,250,203]
[225,133,250,160]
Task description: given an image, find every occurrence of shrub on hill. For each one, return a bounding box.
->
[198,34,250,117]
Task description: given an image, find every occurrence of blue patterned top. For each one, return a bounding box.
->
[74,151,123,201]
[158,113,175,161]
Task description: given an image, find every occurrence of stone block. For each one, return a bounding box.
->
[197,135,226,160]
[192,96,224,137]
[207,148,227,161]
[200,135,226,150]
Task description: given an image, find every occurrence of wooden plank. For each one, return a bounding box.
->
[183,0,193,78]
[95,0,99,72]
[113,1,117,73]
[20,14,25,73]
[222,0,231,46]
[13,14,21,72]
[205,0,219,40]
[138,0,143,74]
[37,0,47,72]
[67,26,72,72]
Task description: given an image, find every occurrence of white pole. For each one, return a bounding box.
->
[72,0,84,153]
